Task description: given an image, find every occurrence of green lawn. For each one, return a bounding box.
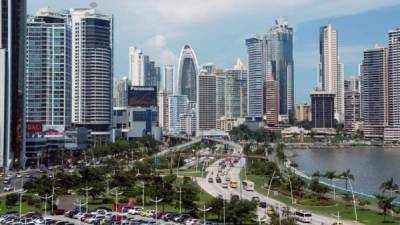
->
[243,172,400,225]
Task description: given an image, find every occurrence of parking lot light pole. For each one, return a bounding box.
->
[176,186,183,215]
[19,189,27,219]
[150,197,163,225]
[82,186,93,213]
[197,204,212,225]
[110,188,123,213]
[39,194,53,218]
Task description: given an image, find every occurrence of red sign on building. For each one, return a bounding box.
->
[27,122,44,135]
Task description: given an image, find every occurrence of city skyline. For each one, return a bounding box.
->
[27,1,400,103]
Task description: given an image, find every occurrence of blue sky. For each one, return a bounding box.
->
[28,0,400,103]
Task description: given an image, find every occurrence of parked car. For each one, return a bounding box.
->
[259,201,267,208]
[127,207,143,215]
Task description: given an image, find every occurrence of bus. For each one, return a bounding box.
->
[242,180,254,191]
[295,210,312,223]
[230,180,238,188]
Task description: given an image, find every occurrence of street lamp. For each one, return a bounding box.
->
[197,204,212,225]
[266,171,280,201]
[176,186,183,215]
[150,197,163,225]
[18,189,27,219]
[136,181,145,209]
[82,186,93,213]
[38,194,53,218]
[347,178,358,221]
[110,188,123,213]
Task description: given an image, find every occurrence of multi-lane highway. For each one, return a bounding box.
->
[195,139,357,225]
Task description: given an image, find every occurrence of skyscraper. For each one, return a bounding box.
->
[70,8,113,144]
[0,0,27,170]
[225,59,247,119]
[361,46,388,139]
[310,91,335,128]
[197,71,216,133]
[245,37,265,118]
[215,69,225,120]
[246,17,294,121]
[129,46,144,86]
[295,104,312,122]
[158,90,169,130]
[113,77,130,107]
[177,45,199,101]
[163,65,174,94]
[344,77,361,133]
[318,24,344,121]
[385,29,400,143]
[26,8,71,130]
[168,95,188,132]
[265,75,279,126]
[265,17,294,119]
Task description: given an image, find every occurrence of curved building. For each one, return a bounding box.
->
[176,45,199,101]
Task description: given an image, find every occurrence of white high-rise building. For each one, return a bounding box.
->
[318,24,344,122]
[129,46,144,86]
[197,71,216,133]
[163,65,174,94]
[158,90,169,130]
[113,77,130,107]
[70,8,113,144]
[168,95,188,132]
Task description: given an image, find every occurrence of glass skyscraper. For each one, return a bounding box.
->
[265,17,294,119]
[177,45,198,101]
[26,8,72,129]
[224,59,247,119]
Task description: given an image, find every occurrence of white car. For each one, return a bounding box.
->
[16,173,22,178]
[127,207,143,215]
[185,218,200,225]
[86,215,105,224]
[222,183,228,188]
[3,185,12,191]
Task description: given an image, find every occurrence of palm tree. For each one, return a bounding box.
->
[380,177,399,196]
[312,171,321,178]
[375,194,396,222]
[340,169,355,190]
[324,171,338,200]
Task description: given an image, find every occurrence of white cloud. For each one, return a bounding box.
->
[144,34,178,65]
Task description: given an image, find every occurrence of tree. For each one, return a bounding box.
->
[227,199,257,225]
[179,178,200,212]
[323,171,339,200]
[380,177,399,196]
[209,197,224,221]
[375,195,396,222]
[5,193,19,207]
[309,178,329,200]
[340,169,354,190]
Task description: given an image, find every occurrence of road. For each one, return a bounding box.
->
[195,140,358,225]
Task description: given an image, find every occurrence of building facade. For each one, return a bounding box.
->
[215,70,225,120]
[344,77,361,133]
[168,95,188,133]
[0,0,27,169]
[163,64,174,94]
[224,59,247,119]
[310,91,335,128]
[295,104,312,122]
[176,45,198,101]
[113,77,130,107]
[158,90,169,130]
[70,8,113,144]
[197,72,216,132]
[265,75,279,126]
[265,17,294,119]
[129,46,144,86]
[361,46,388,139]
[26,9,71,129]
[385,29,400,143]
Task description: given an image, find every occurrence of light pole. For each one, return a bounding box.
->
[347,178,358,221]
[82,186,93,213]
[150,197,163,225]
[267,171,276,201]
[73,199,86,225]
[197,204,212,225]
[39,194,53,218]
[110,188,123,213]
[286,171,294,204]
[18,189,27,219]
[176,186,183,215]
[136,181,145,208]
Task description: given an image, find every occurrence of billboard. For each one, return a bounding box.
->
[128,86,157,107]
[27,121,44,135]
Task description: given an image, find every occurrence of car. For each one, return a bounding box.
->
[332,223,344,225]
[225,176,231,182]
[16,173,22,178]
[127,207,143,215]
[3,185,12,191]
[265,207,274,216]
[208,177,213,183]
[174,214,191,223]
[215,176,222,183]
[185,218,200,225]
[161,213,178,222]
[25,174,32,179]
[222,182,228,188]
[259,201,267,208]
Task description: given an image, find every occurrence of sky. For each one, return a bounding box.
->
[28,0,400,103]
